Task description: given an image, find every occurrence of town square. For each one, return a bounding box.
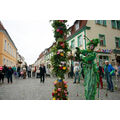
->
[0,0,120,120]
[0,20,120,100]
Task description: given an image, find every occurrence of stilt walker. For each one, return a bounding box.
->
[75,36,100,100]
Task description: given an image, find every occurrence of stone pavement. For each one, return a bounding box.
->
[0,77,120,100]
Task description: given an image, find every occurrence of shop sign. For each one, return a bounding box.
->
[96,48,112,53]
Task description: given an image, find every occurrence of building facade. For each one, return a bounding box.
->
[66,20,120,67]
[16,52,26,67]
[0,21,17,66]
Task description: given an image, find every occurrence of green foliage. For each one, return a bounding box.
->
[51,20,70,100]
[51,39,70,79]
[52,20,67,41]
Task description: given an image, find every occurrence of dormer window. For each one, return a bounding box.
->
[75,21,79,31]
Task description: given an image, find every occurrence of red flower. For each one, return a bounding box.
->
[59,66,63,70]
[59,20,64,23]
[59,30,63,34]
[59,42,64,45]
[52,92,54,96]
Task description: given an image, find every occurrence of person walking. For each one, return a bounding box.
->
[70,64,74,78]
[6,67,14,84]
[27,66,31,78]
[17,66,21,78]
[97,62,104,89]
[73,63,80,83]
[23,66,26,79]
[12,66,17,79]
[0,66,5,83]
[39,64,46,83]
[104,60,115,92]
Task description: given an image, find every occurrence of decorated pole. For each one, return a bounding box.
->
[51,20,70,100]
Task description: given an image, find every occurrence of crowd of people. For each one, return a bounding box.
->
[0,65,14,84]
[0,64,47,84]
[72,60,120,92]
[1,61,120,92]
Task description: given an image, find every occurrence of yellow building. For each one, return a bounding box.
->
[0,21,17,66]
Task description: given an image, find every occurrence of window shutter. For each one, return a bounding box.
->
[103,39,106,46]
[111,20,116,28]
[118,39,120,48]
[103,35,106,46]
[103,20,106,26]
[117,21,120,29]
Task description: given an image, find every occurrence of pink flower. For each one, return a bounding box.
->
[54,82,57,85]
[64,90,67,94]
[65,94,67,96]
[57,51,60,55]
[58,88,61,91]
[63,81,67,84]
[56,29,60,32]
[58,93,60,96]
[57,98,60,100]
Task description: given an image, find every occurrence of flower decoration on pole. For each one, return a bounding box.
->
[51,20,70,100]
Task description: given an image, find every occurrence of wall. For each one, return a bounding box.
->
[0,31,17,66]
[86,20,120,65]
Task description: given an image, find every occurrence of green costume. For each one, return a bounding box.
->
[75,38,100,100]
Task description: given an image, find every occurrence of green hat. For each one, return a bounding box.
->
[87,38,100,47]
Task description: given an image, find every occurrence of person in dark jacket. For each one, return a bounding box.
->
[3,65,7,78]
[70,64,74,78]
[97,62,104,89]
[104,60,115,92]
[39,64,46,83]
[6,67,14,83]
[0,66,5,83]
[17,66,21,78]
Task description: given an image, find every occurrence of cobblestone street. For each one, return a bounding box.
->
[0,77,120,100]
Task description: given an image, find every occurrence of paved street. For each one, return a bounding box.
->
[0,77,120,100]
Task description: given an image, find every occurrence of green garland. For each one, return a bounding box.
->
[51,20,70,100]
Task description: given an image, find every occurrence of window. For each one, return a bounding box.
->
[99,56,109,66]
[3,58,6,65]
[116,21,120,29]
[99,34,106,46]
[75,21,79,31]
[111,20,120,29]
[115,37,120,48]
[95,20,107,26]
[11,48,13,56]
[10,46,11,55]
[8,43,9,52]
[78,35,83,47]
[71,40,75,49]
[7,60,8,66]
[103,20,106,26]
[4,40,7,51]
[96,20,101,24]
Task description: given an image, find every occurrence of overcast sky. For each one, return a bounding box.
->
[2,20,74,65]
